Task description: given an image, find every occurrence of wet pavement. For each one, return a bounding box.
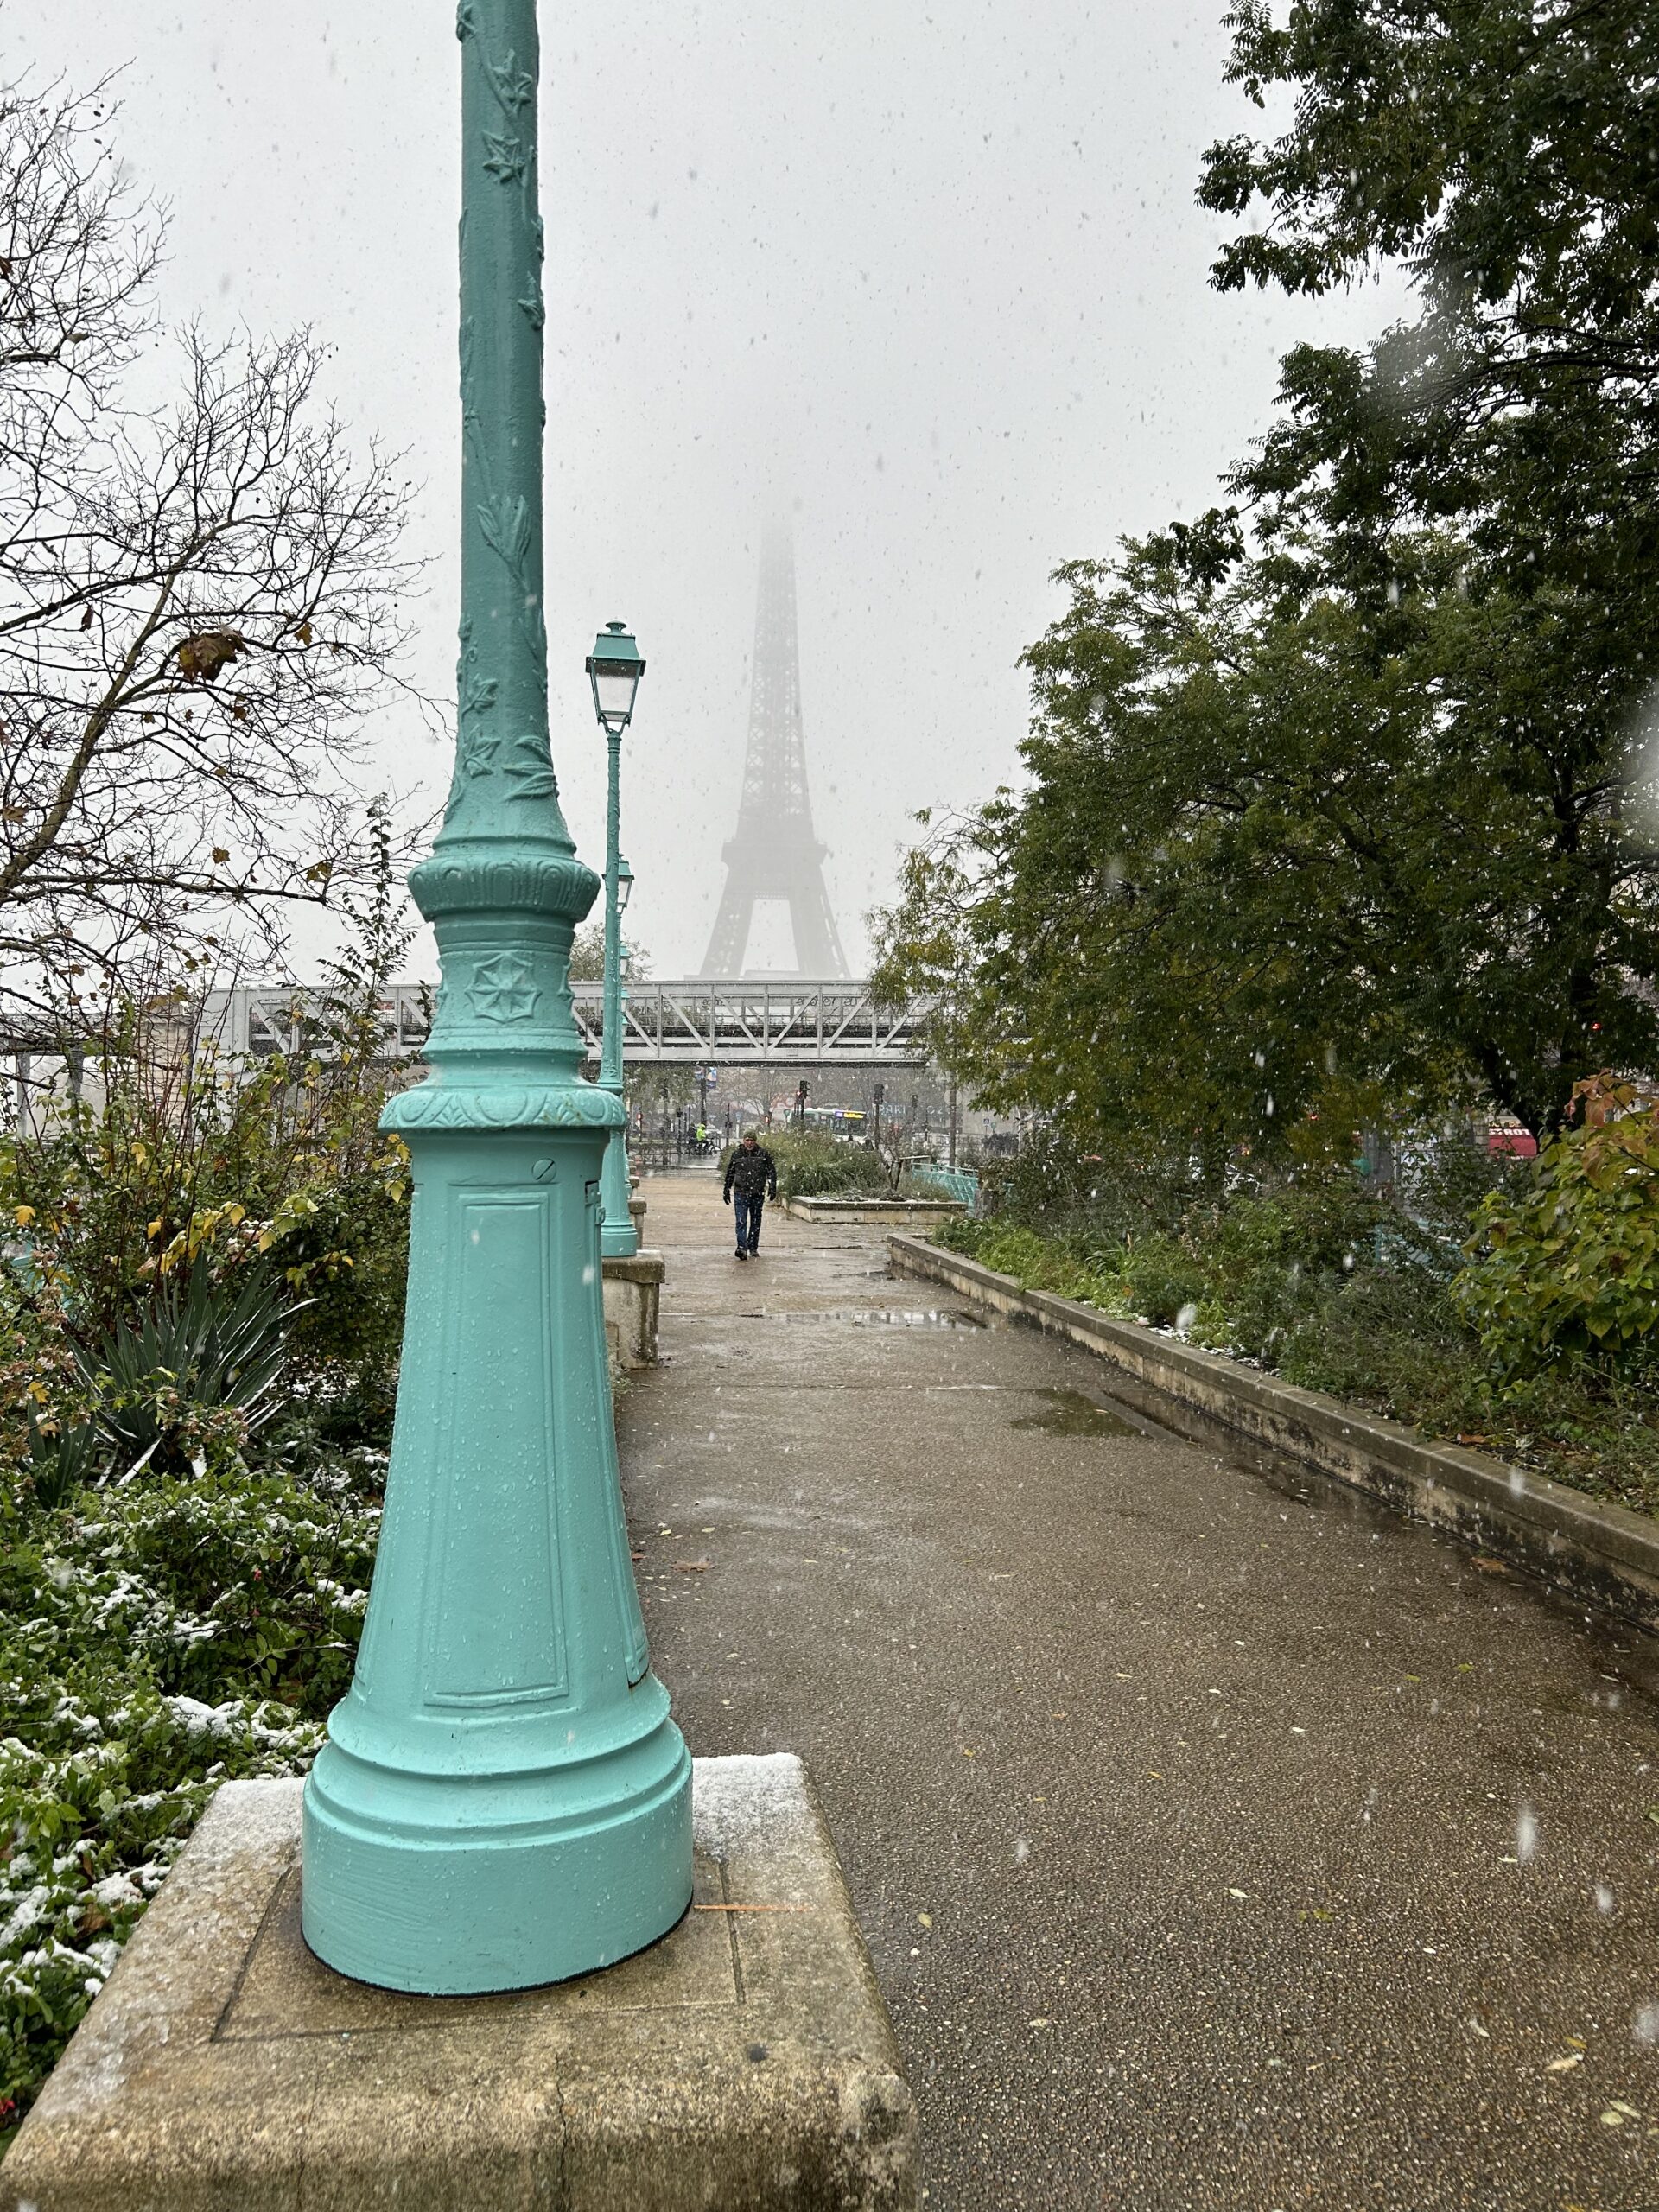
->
[620,1174,1659,2211]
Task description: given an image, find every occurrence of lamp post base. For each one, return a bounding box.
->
[603,1247,665,1369]
[302,1692,691,1994]
[600,1120,639,1256]
[300,1116,687,1997]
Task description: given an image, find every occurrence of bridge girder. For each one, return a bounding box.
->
[203,980,931,1070]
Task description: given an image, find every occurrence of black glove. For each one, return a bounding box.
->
[723,1190,731,1204]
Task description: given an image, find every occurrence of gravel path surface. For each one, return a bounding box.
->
[621,1173,1659,2211]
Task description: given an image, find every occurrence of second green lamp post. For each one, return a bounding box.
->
[588,621,643,1259]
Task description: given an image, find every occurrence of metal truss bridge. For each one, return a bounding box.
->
[207,980,930,1070]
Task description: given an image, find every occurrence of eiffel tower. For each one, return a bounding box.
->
[699,525,849,977]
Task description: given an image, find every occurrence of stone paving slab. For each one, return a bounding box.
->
[626,1176,1659,2212]
[3,1762,918,2212]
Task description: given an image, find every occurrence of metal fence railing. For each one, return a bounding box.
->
[906,1162,982,1213]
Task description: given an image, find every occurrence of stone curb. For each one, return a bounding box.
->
[783,1197,964,1226]
[889,1232,1659,1637]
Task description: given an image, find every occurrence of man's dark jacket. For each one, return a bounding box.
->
[723,1144,778,1203]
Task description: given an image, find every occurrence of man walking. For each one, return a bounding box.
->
[722,1128,778,1261]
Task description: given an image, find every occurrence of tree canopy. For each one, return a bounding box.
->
[875,0,1659,1147]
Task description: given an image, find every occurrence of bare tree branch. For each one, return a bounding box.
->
[0,74,423,1039]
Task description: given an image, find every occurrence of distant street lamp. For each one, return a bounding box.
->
[301,0,690,1994]
[588,619,645,734]
[588,623,644,1258]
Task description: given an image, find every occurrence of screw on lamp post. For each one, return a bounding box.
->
[300,0,691,1994]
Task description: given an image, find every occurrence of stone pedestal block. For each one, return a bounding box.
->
[602,1247,664,1369]
[3,1757,918,2211]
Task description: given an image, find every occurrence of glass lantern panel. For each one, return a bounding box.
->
[593,668,639,724]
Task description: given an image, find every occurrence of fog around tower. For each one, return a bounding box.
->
[14,0,1402,976]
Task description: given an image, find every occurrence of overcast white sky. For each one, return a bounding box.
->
[14,2,1400,976]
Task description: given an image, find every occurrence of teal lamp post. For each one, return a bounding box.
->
[588,623,642,1258]
[300,0,692,1993]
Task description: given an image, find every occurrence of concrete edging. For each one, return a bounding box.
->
[888,1231,1659,1637]
[784,1195,965,1226]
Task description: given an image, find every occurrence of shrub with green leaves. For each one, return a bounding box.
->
[936,1217,1128,1313]
[1190,1179,1396,1360]
[1118,1235,1206,1330]
[89,1261,297,1472]
[0,1437,381,2145]
[1456,1077,1659,1380]
[734,1130,887,1202]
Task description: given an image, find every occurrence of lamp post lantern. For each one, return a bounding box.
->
[300,0,691,1994]
[588,621,643,1258]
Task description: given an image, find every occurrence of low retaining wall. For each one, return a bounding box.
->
[889,1232,1659,1637]
[785,1195,965,1227]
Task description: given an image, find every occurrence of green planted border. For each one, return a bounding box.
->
[722,1129,888,1204]
[935,1165,1659,1525]
[0,1434,381,2149]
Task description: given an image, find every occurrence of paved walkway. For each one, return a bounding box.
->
[620,1176,1659,2211]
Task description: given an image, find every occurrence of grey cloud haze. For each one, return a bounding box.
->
[15,1,1399,975]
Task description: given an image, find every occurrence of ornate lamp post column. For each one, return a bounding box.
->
[588,624,641,1258]
[300,0,692,1994]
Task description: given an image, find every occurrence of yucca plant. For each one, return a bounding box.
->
[86,1262,300,1468]
[24,1417,105,1510]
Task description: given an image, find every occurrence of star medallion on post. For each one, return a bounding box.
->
[467,951,541,1024]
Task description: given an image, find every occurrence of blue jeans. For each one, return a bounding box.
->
[734,1192,765,1252]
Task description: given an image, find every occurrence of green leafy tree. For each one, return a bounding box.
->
[880,0,1659,1148]
[1198,0,1659,1129]
[869,806,996,1077]
[567,921,650,982]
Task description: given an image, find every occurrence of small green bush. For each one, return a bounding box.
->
[936,1217,1127,1312]
[1118,1235,1205,1327]
[0,1436,381,2143]
[1457,1076,1659,1379]
[91,1262,296,1472]
[739,1131,886,1202]
[982,1123,1206,1245]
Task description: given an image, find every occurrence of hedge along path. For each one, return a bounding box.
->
[890,1232,1659,1637]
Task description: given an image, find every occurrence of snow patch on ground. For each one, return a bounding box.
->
[692,1751,810,1853]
